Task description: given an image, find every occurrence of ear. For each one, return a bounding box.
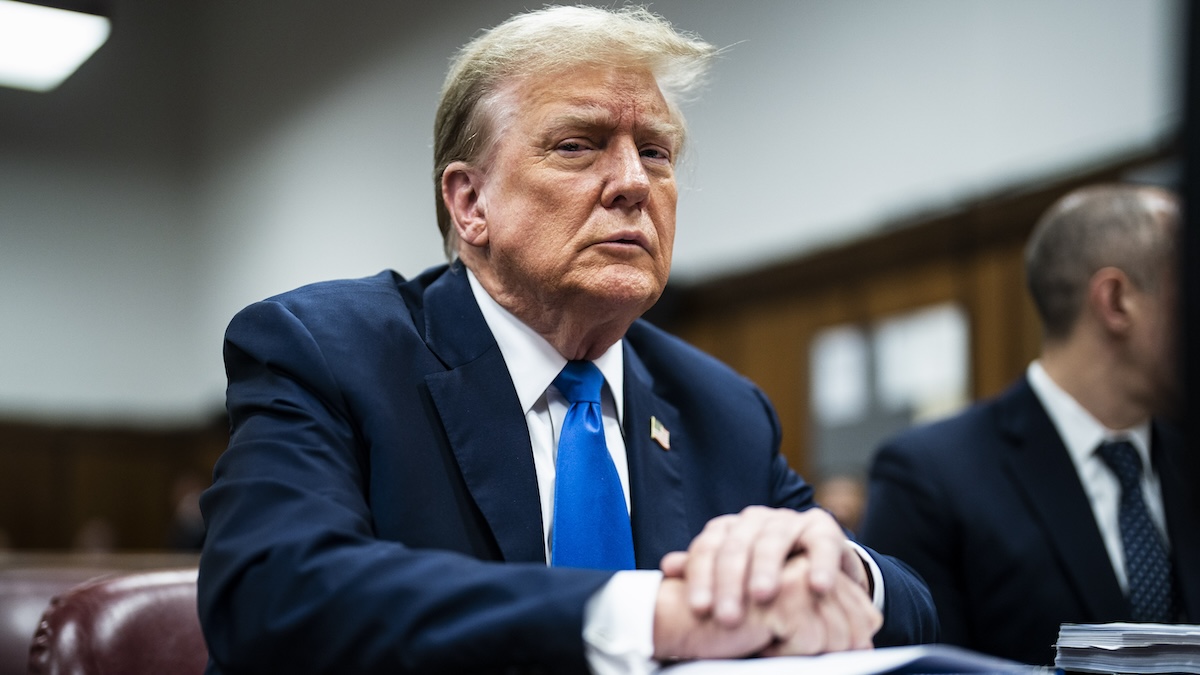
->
[1088,267,1134,336]
[441,161,489,248]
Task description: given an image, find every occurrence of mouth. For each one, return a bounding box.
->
[597,230,650,251]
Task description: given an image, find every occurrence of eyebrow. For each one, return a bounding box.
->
[544,106,683,149]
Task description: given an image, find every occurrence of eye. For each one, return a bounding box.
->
[640,145,672,164]
[556,140,592,156]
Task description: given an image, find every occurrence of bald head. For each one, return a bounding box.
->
[1024,183,1179,342]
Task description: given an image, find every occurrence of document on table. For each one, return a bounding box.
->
[1055,622,1200,674]
[662,644,1036,675]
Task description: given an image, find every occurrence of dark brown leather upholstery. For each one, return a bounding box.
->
[28,568,205,675]
[0,567,118,675]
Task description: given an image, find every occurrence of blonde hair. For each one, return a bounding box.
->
[432,4,717,259]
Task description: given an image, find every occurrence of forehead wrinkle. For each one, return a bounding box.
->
[543,104,682,151]
[546,106,620,134]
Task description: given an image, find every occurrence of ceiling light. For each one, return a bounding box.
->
[0,0,110,92]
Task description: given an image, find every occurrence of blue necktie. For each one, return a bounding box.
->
[1097,440,1179,623]
[550,360,635,570]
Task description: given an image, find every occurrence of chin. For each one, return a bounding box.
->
[584,270,664,314]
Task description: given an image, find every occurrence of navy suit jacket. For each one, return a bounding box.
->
[860,377,1200,665]
[198,264,938,674]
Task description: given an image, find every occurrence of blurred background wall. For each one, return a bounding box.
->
[0,0,1185,548]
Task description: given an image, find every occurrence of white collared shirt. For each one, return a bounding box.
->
[467,269,883,672]
[1026,361,1168,592]
[467,270,660,675]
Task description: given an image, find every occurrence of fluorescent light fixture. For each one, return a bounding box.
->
[0,0,110,92]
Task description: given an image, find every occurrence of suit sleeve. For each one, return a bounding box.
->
[758,391,940,647]
[198,300,612,675]
[860,438,963,646]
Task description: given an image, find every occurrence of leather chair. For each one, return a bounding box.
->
[0,567,118,675]
[28,568,206,675]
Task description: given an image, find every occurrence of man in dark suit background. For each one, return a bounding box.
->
[197,6,937,674]
[861,183,1200,665]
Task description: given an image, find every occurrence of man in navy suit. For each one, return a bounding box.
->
[861,183,1200,665]
[197,6,937,674]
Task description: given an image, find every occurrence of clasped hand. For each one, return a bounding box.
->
[653,506,882,661]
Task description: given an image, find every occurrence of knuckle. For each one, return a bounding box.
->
[741,504,770,516]
[688,536,717,555]
[703,515,734,533]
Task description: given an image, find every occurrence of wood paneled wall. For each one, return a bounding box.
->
[0,417,226,551]
[0,150,1169,551]
[659,152,1170,477]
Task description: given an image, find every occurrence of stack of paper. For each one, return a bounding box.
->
[1055,623,1200,674]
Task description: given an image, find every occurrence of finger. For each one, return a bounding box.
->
[794,510,846,595]
[660,551,688,578]
[836,572,882,650]
[684,515,735,614]
[745,512,806,604]
[763,603,825,656]
[815,582,853,653]
[757,556,823,657]
[710,508,773,625]
[653,576,774,660]
[839,542,871,591]
[762,571,877,657]
[852,581,883,649]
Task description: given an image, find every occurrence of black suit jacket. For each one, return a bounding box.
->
[860,376,1200,665]
[198,264,938,674]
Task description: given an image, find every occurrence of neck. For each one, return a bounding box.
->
[537,315,632,361]
[468,264,647,361]
[508,292,642,360]
[1040,338,1150,430]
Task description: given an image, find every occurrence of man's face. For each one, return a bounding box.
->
[1133,266,1181,418]
[465,64,680,321]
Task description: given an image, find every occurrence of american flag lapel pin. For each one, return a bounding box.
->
[650,416,670,450]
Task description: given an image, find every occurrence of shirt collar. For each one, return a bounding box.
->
[466,268,625,420]
[1026,360,1152,469]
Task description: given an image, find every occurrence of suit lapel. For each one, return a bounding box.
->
[420,266,546,564]
[1153,421,1200,620]
[997,379,1128,619]
[623,341,691,569]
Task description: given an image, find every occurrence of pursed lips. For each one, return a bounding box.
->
[593,229,650,251]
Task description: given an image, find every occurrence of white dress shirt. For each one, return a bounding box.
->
[467,270,660,674]
[1026,361,1168,592]
[467,269,884,672]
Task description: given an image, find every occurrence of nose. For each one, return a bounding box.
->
[600,138,651,210]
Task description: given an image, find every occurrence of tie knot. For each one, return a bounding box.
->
[1097,440,1143,490]
[555,360,604,404]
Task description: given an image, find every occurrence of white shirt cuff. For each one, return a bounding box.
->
[583,570,663,675]
[846,540,886,610]
[581,546,882,674]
